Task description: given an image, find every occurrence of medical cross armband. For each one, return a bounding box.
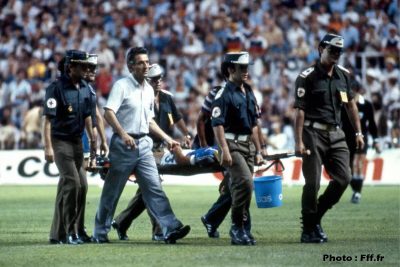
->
[293,77,307,110]
[43,82,59,117]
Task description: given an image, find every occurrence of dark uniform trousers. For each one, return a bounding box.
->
[204,172,232,227]
[302,126,351,220]
[225,139,255,227]
[113,187,161,235]
[50,137,87,240]
[204,171,252,230]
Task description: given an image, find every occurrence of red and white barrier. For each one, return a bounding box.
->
[0,149,399,185]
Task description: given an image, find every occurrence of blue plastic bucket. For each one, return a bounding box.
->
[253,175,282,208]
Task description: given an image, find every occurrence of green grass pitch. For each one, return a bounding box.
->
[0,184,399,267]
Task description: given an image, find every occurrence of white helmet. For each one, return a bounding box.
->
[148,64,164,78]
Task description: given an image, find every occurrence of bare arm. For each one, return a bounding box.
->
[42,116,54,162]
[95,106,109,155]
[344,99,365,150]
[85,116,97,168]
[175,118,191,148]
[256,118,268,157]
[149,119,180,149]
[213,125,231,167]
[252,125,263,165]
[196,110,209,147]
[104,108,136,149]
[294,108,306,154]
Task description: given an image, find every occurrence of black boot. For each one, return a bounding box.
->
[230,224,252,246]
[315,203,329,242]
[300,214,324,244]
[243,213,256,245]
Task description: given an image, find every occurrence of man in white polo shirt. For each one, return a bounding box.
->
[92,47,190,244]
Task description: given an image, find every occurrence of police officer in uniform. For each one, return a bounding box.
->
[211,51,263,245]
[198,77,264,240]
[111,63,191,241]
[43,50,97,245]
[294,33,364,243]
[78,54,109,242]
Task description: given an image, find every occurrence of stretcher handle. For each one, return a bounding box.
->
[263,150,310,161]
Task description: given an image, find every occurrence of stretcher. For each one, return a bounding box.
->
[92,151,306,178]
[156,151,305,176]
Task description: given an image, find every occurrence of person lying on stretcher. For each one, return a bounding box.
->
[93,146,305,179]
[154,145,218,167]
[94,145,220,179]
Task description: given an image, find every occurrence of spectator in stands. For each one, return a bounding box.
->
[287,19,306,51]
[364,68,383,100]
[225,22,245,52]
[362,23,382,53]
[32,38,52,61]
[95,63,113,99]
[381,25,400,60]
[340,18,360,51]
[0,107,18,149]
[0,74,10,113]
[97,39,116,71]
[268,121,290,150]
[8,68,31,128]
[383,73,400,107]
[0,1,398,152]
[290,36,311,61]
[20,101,42,149]
[27,55,47,80]
[328,11,343,33]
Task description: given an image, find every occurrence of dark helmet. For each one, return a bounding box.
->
[221,51,253,79]
[223,51,253,65]
[65,50,90,64]
[319,33,344,49]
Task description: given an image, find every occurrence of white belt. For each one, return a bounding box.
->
[225,133,250,142]
[304,120,339,131]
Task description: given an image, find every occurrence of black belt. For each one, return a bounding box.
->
[128,133,148,139]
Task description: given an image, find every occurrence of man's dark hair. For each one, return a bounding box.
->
[126,47,148,67]
[221,62,234,80]
[57,56,66,74]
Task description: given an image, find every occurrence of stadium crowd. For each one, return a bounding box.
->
[0,0,399,151]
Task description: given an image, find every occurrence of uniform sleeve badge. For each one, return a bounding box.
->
[212,107,221,118]
[297,87,305,98]
[46,98,57,108]
[340,91,348,103]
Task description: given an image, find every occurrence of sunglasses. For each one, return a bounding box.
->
[149,76,163,82]
[76,64,97,71]
[237,65,249,71]
[327,46,343,55]
[87,64,97,71]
